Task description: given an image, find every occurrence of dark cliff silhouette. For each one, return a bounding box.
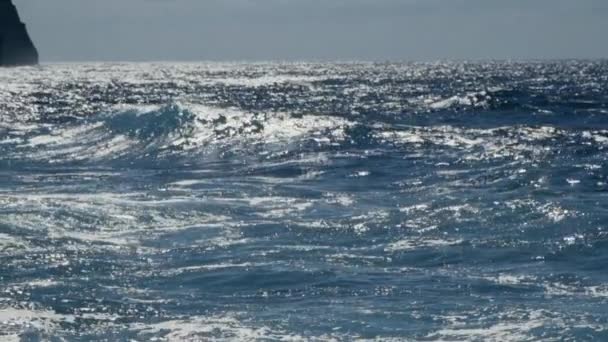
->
[0,0,38,66]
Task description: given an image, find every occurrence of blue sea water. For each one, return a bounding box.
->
[1,61,608,341]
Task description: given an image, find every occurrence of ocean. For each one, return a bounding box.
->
[1,61,607,341]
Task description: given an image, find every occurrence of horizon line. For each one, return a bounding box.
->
[33,58,608,65]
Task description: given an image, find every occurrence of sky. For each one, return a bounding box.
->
[14,0,608,62]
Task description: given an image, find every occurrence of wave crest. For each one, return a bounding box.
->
[1,103,353,167]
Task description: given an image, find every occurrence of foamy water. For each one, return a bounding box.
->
[1,61,608,340]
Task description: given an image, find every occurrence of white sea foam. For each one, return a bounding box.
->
[503,199,575,223]
[0,307,345,341]
[481,273,608,300]
[385,238,463,252]
[3,98,354,165]
[0,233,28,251]
[132,313,341,341]
[0,191,241,251]
[376,125,562,161]
[0,307,71,341]
[428,309,606,341]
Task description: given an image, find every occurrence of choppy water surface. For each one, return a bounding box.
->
[1,61,608,341]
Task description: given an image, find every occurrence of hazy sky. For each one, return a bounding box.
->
[15,0,608,62]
